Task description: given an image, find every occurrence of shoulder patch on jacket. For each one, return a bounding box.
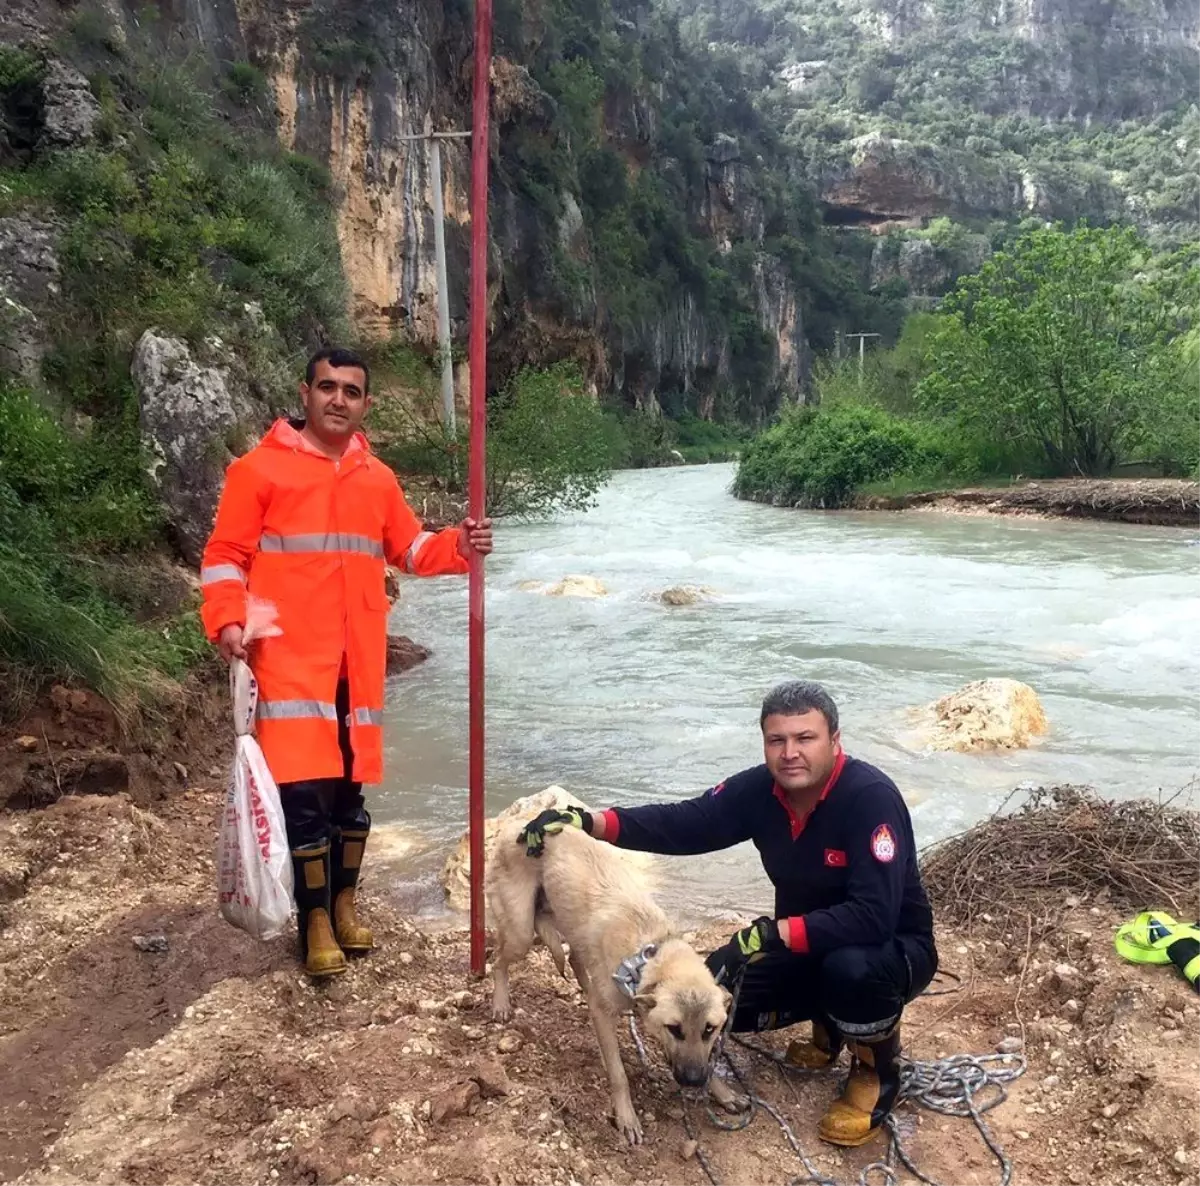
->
[870,824,897,863]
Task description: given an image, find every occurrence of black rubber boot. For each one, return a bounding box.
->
[291,842,348,979]
[331,808,373,954]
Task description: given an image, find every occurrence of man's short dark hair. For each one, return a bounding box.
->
[760,680,839,734]
[305,347,370,394]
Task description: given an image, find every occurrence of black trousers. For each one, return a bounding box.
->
[714,934,938,1038]
[278,680,369,850]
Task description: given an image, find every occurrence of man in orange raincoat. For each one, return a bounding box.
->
[200,348,493,978]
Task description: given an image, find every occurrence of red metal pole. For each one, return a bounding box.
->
[467,0,493,978]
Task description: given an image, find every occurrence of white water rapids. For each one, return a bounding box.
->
[373,464,1199,925]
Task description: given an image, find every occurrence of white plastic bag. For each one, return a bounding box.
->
[216,598,293,940]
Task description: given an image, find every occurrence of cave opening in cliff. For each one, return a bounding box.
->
[0,69,45,163]
[820,204,897,228]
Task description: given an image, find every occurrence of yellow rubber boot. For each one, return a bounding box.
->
[332,825,374,953]
[291,843,348,979]
[786,1018,843,1069]
[818,1026,901,1147]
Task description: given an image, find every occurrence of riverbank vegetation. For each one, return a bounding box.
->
[734,225,1200,509]
[0,30,348,725]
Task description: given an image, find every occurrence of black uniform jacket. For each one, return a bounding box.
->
[600,753,934,956]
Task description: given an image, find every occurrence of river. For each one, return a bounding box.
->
[375,463,1200,926]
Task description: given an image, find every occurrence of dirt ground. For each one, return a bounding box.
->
[1,712,1198,1186]
[856,478,1200,528]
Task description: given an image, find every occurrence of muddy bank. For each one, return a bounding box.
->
[2,731,1198,1186]
[855,478,1200,527]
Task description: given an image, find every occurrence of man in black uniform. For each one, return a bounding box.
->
[519,680,937,1147]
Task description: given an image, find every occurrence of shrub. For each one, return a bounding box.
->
[733,402,954,508]
[601,408,678,468]
[485,363,615,517]
[377,359,616,518]
[671,414,747,463]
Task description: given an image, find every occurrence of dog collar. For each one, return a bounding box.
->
[613,943,658,999]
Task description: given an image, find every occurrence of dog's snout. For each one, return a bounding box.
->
[674,1064,708,1088]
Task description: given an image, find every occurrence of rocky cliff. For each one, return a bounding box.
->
[675,0,1198,243]
[1,0,879,418]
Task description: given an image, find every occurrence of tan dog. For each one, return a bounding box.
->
[488,822,734,1144]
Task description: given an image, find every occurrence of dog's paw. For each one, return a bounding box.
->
[612,1105,644,1145]
[491,992,512,1023]
[708,1077,749,1114]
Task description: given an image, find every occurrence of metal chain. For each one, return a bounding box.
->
[629,1000,1024,1186]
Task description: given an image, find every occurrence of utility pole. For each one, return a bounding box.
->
[397,130,471,436]
[844,332,881,387]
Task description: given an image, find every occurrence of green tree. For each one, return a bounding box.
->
[380,359,617,517]
[917,226,1198,476]
[486,363,615,517]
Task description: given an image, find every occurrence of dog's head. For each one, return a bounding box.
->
[633,944,732,1088]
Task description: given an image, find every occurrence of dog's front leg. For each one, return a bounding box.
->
[588,1000,642,1144]
[708,1072,750,1114]
[492,954,513,1022]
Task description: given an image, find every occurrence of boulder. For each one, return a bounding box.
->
[429,1079,480,1123]
[39,59,100,148]
[470,1058,511,1098]
[519,575,608,598]
[915,678,1049,752]
[386,635,430,674]
[132,330,267,566]
[440,786,654,911]
[656,585,715,607]
[384,566,403,605]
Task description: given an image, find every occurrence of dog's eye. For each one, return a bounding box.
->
[702,1024,716,1039]
[667,1024,685,1040]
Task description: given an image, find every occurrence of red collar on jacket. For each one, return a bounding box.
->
[772,749,847,841]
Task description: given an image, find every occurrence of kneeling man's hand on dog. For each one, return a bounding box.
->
[518,806,593,857]
[708,916,785,983]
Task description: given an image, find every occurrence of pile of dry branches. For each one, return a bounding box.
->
[982,479,1200,525]
[921,784,1200,930]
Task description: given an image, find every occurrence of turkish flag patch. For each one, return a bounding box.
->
[870,824,897,863]
[824,848,847,867]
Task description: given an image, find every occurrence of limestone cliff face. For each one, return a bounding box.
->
[789,0,1199,230]
[13,0,803,409]
[233,0,472,347]
[209,0,806,408]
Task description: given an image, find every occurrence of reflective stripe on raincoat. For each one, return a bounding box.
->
[199,419,467,784]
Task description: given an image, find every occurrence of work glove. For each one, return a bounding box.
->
[706,916,784,985]
[517,806,593,857]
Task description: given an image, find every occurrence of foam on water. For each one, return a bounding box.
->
[374,464,1200,923]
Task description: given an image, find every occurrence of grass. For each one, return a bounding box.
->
[0,15,350,726]
[0,550,208,728]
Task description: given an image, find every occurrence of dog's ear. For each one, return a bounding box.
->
[632,992,657,1015]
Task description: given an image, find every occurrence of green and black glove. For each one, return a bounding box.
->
[705,916,784,984]
[517,806,593,857]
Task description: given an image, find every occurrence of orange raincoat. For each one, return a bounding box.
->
[200,419,467,785]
